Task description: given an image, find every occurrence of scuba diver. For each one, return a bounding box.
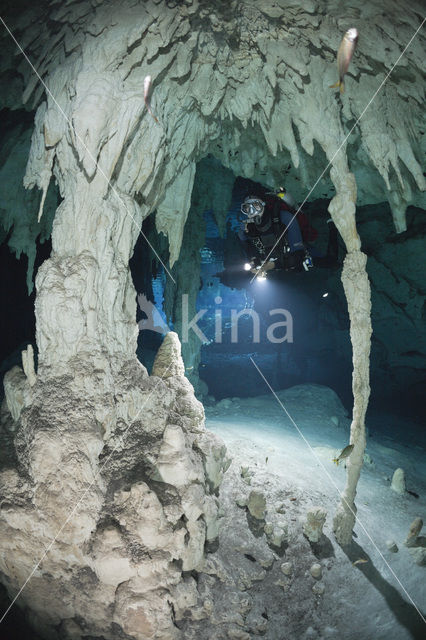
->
[238,187,338,279]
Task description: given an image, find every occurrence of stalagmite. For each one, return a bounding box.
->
[151,330,185,378]
[303,507,327,543]
[391,468,406,494]
[405,517,423,547]
[21,344,36,387]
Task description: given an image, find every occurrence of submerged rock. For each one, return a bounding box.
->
[408,548,426,566]
[0,336,227,639]
[303,507,327,543]
[264,520,289,547]
[386,540,399,553]
[310,563,322,579]
[391,468,406,495]
[312,582,325,595]
[216,398,233,410]
[405,517,423,548]
[247,490,266,520]
[363,453,375,467]
[280,562,293,576]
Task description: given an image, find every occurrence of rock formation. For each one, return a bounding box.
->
[1,0,424,318]
[404,516,423,547]
[0,111,57,293]
[391,467,407,494]
[0,332,228,638]
[0,0,425,635]
[303,506,327,543]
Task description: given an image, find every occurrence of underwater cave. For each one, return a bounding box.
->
[0,1,425,639]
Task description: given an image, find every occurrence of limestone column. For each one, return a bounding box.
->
[327,157,372,546]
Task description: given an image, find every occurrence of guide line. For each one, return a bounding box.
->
[0,15,175,284]
[252,16,426,283]
[0,360,175,624]
[250,356,426,626]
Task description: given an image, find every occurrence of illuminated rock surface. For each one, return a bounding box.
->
[0,333,228,638]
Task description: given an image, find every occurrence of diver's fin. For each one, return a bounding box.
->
[339,81,345,94]
[329,81,340,89]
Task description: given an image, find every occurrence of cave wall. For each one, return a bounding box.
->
[357,205,425,413]
[0,109,57,295]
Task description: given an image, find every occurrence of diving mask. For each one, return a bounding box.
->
[241,197,265,219]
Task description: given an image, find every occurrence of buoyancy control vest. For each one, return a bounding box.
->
[244,200,305,270]
[245,203,285,251]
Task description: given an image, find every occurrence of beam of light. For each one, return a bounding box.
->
[250,356,426,627]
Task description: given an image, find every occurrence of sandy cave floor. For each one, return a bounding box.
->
[200,384,426,640]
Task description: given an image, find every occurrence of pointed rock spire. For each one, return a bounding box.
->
[152,331,185,379]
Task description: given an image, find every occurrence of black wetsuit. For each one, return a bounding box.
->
[239,198,307,271]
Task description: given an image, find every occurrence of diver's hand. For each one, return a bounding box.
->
[264,260,275,272]
[250,260,275,275]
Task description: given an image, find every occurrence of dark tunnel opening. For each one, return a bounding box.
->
[194,174,353,409]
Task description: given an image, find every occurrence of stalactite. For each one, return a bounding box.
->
[163,157,234,396]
